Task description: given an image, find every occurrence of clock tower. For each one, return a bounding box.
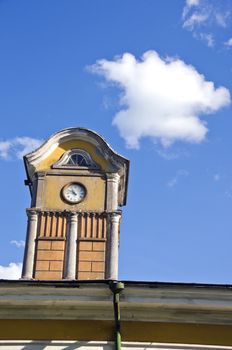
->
[21,128,129,280]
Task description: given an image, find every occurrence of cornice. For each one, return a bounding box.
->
[1,282,232,325]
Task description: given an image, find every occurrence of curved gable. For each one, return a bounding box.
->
[24,127,129,206]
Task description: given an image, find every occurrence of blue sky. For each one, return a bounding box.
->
[1,0,232,283]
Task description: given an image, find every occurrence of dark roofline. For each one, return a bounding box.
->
[1,279,232,290]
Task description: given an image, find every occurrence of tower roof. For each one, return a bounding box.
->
[24,127,130,206]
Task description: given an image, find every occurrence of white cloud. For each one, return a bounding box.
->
[183,12,209,30]
[183,0,230,30]
[213,174,220,181]
[182,0,231,47]
[0,137,43,160]
[156,146,189,160]
[182,0,202,19]
[167,169,189,188]
[198,33,215,47]
[0,140,11,159]
[225,38,232,46]
[14,137,43,158]
[10,240,25,248]
[215,11,230,28]
[186,0,201,7]
[0,262,22,279]
[90,51,230,149]
[225,188,232,199]
[156,149,179,160]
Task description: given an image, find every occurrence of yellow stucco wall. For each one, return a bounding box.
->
[32,140,109,211]
[36,140,109,173]
[42,174,106,211]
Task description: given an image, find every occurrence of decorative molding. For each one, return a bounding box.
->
[26,208,121,215]
[106,173,120,182]
[52,148,99,169]
[24,128,126,168]
[109,212,121,223]
[26,209,38,218]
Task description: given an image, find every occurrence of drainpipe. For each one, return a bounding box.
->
[109,281,124,350]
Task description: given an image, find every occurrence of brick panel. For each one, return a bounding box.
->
[35,261,49,271]
[79,241,93,250]
[92,262,105,272]
[34,271,62,280]
[93,242,105,251]
[78,251,104,262]
[37,250,64,261]
[34,236,65,279]
[36,241,51,250]
[78,261,91,272]
[49,261,63,271]
[33,211,109,281]
[77,239,106,279]
[51,241,65,250]
[78,272,104,280]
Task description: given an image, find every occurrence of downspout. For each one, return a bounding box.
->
[109,281,124,350]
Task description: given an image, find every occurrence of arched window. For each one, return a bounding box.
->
[67,153,89,166]
[52,149,99,169]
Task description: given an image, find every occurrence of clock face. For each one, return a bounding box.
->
[62,183,86,204]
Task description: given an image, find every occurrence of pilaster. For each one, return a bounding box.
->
[106,173,120,211]
[64,212,78,279]
[34,172,46,208]
[106,211,121,280]
[21,209,38,279]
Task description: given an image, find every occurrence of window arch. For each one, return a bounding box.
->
[67,153,89,166]
[52,149,99,169]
